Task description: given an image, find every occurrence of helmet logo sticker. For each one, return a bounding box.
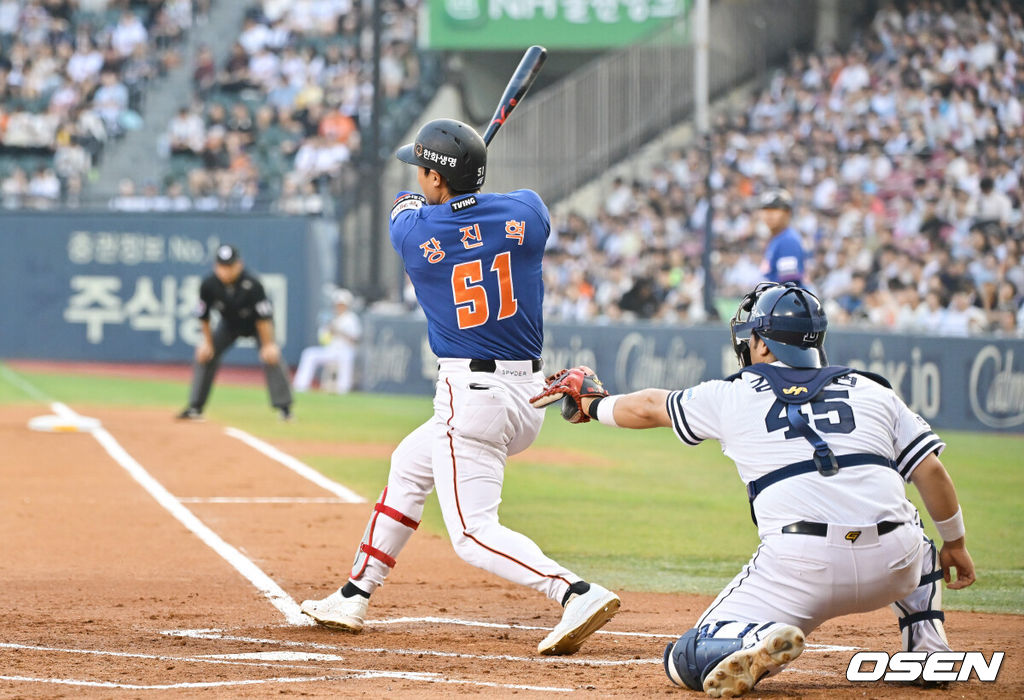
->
[414,143,423,157]
[420,147,458,168]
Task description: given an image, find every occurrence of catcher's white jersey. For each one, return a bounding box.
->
[667,364,945,538]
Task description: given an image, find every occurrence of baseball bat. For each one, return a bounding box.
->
[482,45,548,147]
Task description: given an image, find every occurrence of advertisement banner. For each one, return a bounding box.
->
[424,0,689,49]
[0,213,327,365]
[360,316,1024,433]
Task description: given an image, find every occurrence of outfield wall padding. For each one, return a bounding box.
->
[0,213,333,365]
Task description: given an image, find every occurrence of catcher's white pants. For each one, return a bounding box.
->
[347,359,578,603]
[293,344,356,393]
[697,521,949,652]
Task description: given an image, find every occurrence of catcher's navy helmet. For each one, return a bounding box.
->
[396,118,486,192]
[730,282,828,369]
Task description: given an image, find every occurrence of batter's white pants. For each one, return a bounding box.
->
[293,345,356,393]
[697,521,949,652]
[347,359,579,603]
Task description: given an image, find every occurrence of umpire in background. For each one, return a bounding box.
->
[177,244,293,421]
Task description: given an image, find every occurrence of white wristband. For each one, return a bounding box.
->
[595,394,620,427]
[934,507,965,542]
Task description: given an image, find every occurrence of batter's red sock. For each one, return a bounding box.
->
[561,581,591,606]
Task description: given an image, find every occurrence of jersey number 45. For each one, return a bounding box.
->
[451,252,518,329]
[765,390,857,438]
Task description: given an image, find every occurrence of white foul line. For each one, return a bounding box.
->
[47,402,311,627]
[223,427,365,503]
[0,363,50,402]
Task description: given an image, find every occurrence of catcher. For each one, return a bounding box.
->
[531,282,975,697]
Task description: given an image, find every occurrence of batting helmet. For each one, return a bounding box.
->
[730,282,828,369]
[395,118,486,193]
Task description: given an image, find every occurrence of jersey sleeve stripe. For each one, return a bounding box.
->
[896,431,934,465]
[899,437,946,479]
[667,391,702,446]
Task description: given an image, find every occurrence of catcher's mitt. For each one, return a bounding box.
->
[529,366,609,423]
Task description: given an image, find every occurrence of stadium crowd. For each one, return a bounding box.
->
[2,1,1022,336]
[0,0,208,209]
[152,0,426,214]
[540,0,1024,335]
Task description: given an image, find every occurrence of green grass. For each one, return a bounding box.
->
[2,362,1021,615]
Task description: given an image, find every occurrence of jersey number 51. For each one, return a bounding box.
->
[451,252,518,329]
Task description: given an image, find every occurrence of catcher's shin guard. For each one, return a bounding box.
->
[663,628,743,691]
[349,488,420,589]
[891,537,950,653]
[664,622,804,696]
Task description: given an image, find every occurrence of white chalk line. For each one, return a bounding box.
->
[0,642,573,693]
[49,401,312,627]
[178,496,346,504]
[0,363,51,402]
[223,426,365,503]
[0,675,335,690]
[349,617,859,651]
[162,629,657,667]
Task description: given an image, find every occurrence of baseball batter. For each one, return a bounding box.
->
[301,118,620,655]
[533,282,975,696]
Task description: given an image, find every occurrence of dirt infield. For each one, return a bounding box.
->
[1,404,1020,698]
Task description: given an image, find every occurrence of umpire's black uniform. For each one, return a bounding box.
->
[178,245,293,420]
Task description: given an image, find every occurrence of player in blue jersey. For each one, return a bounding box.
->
[758,188,807,284]
[301,118,620,655]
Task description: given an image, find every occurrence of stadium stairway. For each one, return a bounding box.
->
[92,2,251,197]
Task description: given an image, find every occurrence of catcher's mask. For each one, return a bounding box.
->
[730,282,828,369]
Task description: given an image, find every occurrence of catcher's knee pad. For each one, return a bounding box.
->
[663,628,743,690]
[350,488,419,581]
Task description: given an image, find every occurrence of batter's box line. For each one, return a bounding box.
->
[363,617,857,651]
[163,626,857,660]
[0,642,574,693]
[162,629,656,667]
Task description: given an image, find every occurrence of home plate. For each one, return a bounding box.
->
[199,652,346,662]
[28,414,101,433]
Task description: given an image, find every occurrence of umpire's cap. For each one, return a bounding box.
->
[759,188,793,211]
[396,118,486,193]
[730,282,828,368]
[215,244,240,265]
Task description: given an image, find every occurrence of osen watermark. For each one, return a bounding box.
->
[847,651,1004,683]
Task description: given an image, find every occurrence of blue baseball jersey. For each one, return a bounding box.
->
[761,227,806,284]
[389,189,549,360]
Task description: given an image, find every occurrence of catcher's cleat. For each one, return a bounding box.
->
[176,407,204,421]
[538,583,620,655]
[300,589,367,632]
[701,624,804,698]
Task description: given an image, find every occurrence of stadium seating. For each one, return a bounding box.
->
[0,0,205,208]
[541,1,1022,335]
[159,2,442,213]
